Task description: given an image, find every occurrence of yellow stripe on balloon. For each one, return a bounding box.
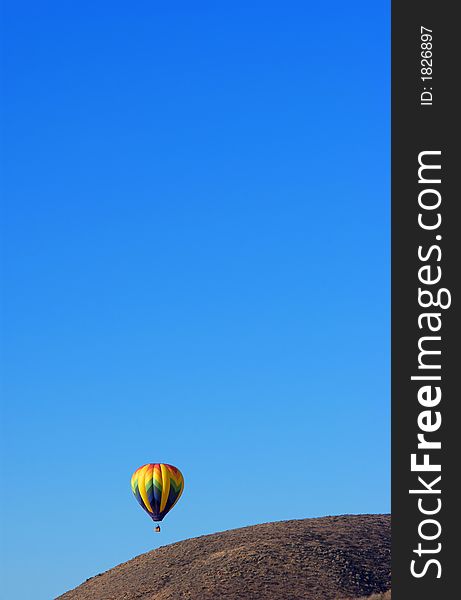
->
[168,478,184,512]
[131,469,138,492]
[153,465,161,484]
[160,463,170,512]
[138,464,154,513]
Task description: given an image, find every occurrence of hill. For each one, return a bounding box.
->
[57,514,390,600]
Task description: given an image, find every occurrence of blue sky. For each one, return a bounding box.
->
[1,1,389,598]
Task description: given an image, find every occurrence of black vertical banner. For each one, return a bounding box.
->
[392,1,458,599]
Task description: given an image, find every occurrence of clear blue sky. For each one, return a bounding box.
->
[1,2,389,599]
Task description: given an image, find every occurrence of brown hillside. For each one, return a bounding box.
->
[57,514,390,600]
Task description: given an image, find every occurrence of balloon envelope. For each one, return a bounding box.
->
[131,463,184,522]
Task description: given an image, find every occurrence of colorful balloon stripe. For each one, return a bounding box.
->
[131,463,184,522]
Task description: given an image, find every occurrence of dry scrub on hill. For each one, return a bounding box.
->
[58,514,390,600]
[344,592,391,600]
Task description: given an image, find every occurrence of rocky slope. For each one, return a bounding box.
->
[57,514,391,600]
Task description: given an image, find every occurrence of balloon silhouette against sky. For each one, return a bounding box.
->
[131,464,184,532]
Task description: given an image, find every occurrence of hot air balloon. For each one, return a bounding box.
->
[131,463,184,532]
